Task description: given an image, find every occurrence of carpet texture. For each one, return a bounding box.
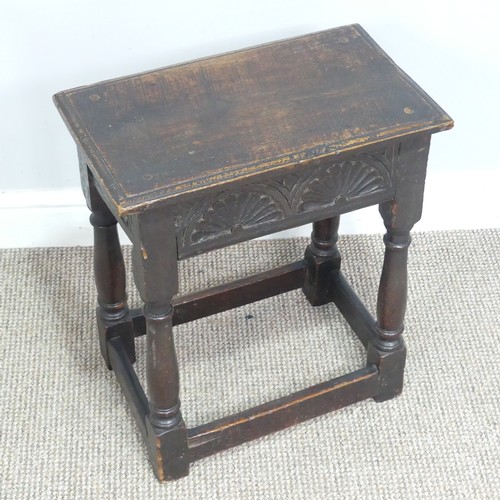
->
[0,230,499,499]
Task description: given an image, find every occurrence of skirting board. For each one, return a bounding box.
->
[1,170,499,248]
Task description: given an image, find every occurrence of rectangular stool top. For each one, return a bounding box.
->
[54,24,452,215]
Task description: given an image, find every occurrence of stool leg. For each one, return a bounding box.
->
[367,208,409,402]
[373,219,410,353]
[367,135,431,401]
[302,216,341,306]
[144,303,188,481]
[130,212,189,481]
[86,169,135,368]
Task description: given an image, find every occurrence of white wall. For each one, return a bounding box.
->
[1,0,499,246]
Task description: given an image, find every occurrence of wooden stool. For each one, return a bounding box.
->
[54,24,453,481]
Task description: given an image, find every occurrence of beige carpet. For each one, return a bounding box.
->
[0,230,499,499]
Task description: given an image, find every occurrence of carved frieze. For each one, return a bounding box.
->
[177,150,393,249]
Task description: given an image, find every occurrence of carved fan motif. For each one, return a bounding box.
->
[190,191,285,243]
[178,152,392,252]
[298,160,387,212]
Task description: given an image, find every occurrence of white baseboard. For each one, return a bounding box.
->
[1,170,498,248]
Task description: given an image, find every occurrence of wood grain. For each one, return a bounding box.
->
[54,24,453,215]
[187,365,378,461]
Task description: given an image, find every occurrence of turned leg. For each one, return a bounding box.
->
[130,211,189,481]
[373,218,411,353]
[367,206,410,401]
[85,169,135,367]
[368,135,431,401]
[302,216,341,306]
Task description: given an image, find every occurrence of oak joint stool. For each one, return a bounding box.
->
[54,24,453,481]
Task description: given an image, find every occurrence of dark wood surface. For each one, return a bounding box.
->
[187,365,379,462]
[54,24,453,481]
[174,147,396,258]
[54,24,452,215]
[130,260,306,337]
